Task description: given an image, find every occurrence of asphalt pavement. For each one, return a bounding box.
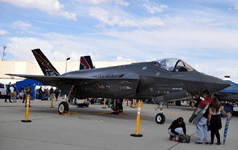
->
[0,98,237,150]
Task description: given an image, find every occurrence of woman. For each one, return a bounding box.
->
[208,97,230,145]
[168,117,186,142]
[18,87,24,100]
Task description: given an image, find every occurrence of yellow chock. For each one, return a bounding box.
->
[21,94,32,123]
[118,112,125,116]
[131,100,143,137]
[61,111,71,116]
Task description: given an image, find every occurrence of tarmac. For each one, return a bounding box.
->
[0,98,237,150]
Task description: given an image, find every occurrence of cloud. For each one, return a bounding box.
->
[114,0,129,6]
[12,21,31,30]
[1,0,76,21]
[0,29,9,35]
[141,17,165,26]
[88,7,165,27]
[143,4,168,14]
[74,0,129,6]
[7,37,54,61]
[117,56,131,61]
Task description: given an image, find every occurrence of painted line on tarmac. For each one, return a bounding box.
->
[0,100,22,107]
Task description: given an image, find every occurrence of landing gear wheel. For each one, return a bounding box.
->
[155,113,165,124]
[58,102,69,115]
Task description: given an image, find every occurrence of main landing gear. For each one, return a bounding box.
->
[111,99,124,115]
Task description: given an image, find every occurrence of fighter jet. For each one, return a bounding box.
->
[7,49,230,124]
[215,76,238,102]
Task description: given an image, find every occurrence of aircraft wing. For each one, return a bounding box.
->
[7,74,84,85]
[6,74,139,86]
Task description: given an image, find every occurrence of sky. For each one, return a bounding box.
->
[0,0,238,82]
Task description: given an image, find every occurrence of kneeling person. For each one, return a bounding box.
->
[168,117,186,142]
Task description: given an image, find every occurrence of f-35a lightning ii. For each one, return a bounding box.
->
[7,49,230,124]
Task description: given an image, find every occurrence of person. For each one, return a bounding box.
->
[39,86,43,100]
[55,88,59,101]
[5,85,12,103]
[194,89,203,107]
[195,90,212,144]
[22,85,27,103]
[108,98,111,108]
[208,97,230,145]
[10,85,14,102]
[168,117,186,142]
[12,88,17,102]
[18,87,24,100]
[25,84,32,107]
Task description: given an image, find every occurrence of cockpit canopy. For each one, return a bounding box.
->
[153,58,195,72]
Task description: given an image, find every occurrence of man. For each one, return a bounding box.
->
[195,90,212,144]
[5,85,12,103]
[54,88,59,101]
[108,98,111,108]
[22,85,27,103]
[168,117,186,142]
[39,86,43,100]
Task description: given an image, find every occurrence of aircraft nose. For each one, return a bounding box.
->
[201,74,231,93]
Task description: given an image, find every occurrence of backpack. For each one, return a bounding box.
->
[179,135,190,143]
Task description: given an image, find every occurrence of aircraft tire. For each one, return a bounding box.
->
[58,102,69,115]
[155,113,165,124]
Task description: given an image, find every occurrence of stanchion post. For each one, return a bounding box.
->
[131,100,143,137]
[127,99,128,106]
[102,98,106,109]
[132,99,135,108]
[21,94,32,123]
[50,93,54,108]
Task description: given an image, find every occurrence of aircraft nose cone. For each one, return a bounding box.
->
[201,74,231,93]
[216,79,231,90]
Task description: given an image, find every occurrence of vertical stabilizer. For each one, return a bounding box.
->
[80,55,94,70]
[32,49,60,76]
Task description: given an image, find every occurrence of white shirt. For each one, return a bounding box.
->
[10,86,14,93]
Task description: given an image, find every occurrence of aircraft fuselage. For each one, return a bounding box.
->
[59,61,229,99]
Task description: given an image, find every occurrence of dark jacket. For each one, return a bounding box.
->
[168,118,186,135]
[6,86,10,96]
